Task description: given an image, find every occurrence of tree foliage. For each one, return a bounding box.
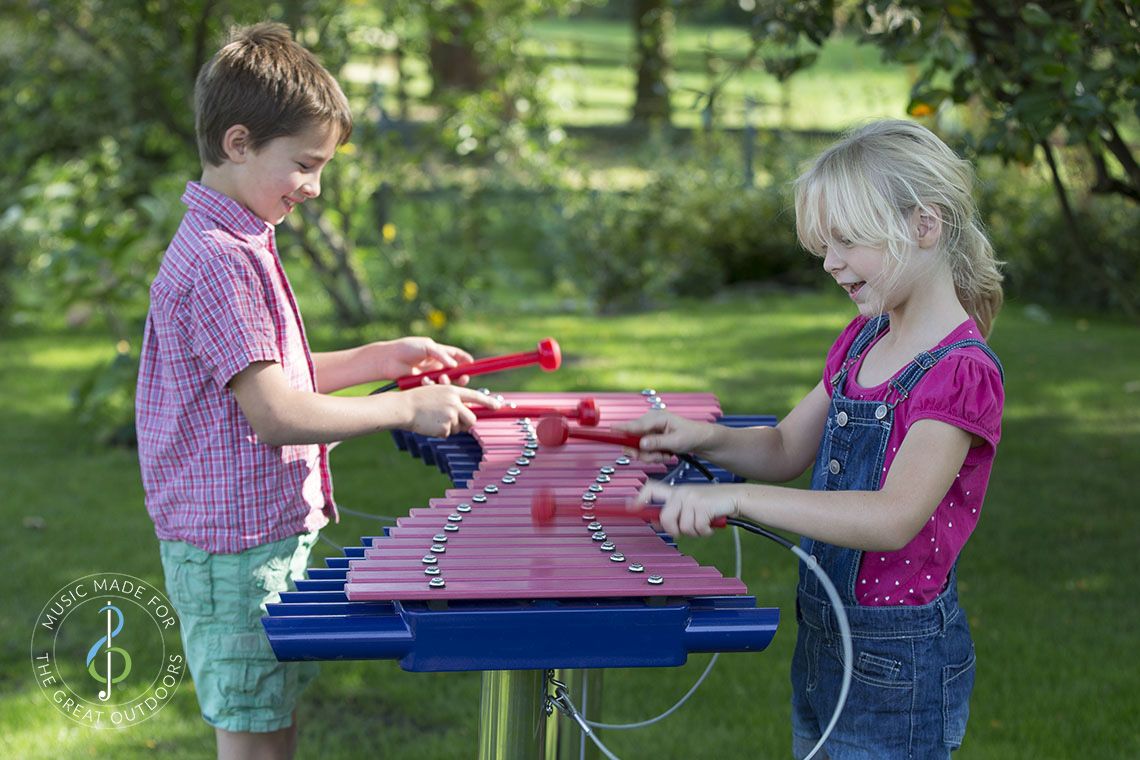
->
[732,1,1139,210]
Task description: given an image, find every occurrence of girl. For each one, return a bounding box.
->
[621,120,1005,759]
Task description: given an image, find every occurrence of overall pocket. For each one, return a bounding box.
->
[942,643,976,747]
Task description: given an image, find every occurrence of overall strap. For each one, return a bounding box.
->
[831,315,891,390]
[887,338,1005,406]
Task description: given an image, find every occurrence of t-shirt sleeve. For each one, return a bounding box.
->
[187,252,281,387]
[908,350,1004,456]
[822,316,872,397]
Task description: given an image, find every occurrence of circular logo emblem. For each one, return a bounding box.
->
[30,573,186,729]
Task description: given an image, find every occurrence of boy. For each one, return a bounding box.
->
[135,23,495,759]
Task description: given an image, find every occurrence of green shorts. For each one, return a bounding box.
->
[159,531,321,733]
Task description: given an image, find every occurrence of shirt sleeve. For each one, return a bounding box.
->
[822,316,871,397]
[187,252,281,387]
[908,349,1004,457]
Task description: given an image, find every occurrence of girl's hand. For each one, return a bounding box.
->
[636,480,738,538]
[614,410,716,464]
[373,337,474,384]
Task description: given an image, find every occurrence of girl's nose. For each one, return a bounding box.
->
[822,247,843,274]
[301,180,320,199]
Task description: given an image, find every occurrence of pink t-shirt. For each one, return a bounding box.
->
[822,316,1004,605]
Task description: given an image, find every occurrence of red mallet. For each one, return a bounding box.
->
[530,488,726,528]
[473,397,600,426]
[371,338,562,393]
[536,414,640,448]
[536,414,718,482]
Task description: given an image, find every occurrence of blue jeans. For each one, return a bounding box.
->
[790,585,975,759]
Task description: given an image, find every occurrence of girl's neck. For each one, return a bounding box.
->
[883,271,970,353]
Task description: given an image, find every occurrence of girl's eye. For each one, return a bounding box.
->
[297,162,311,171]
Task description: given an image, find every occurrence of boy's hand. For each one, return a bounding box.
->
[374,337,474,384]
[614,411,715,464]
[398,384,498,438]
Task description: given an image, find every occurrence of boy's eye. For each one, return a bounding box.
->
[839,237,853,247]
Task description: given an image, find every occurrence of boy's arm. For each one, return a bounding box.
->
[229,360,495,445]
[312,338,474,394]
[640,419,972,551]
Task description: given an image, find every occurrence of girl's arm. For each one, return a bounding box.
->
[618,380,831,483]
[638,418,973,552]
[229,360,496,445]
[312,337,474,393]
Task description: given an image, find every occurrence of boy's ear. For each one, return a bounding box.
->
[915,207,942,249]
[221,125,252,163]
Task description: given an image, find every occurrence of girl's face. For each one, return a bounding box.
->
[821,235,895,316]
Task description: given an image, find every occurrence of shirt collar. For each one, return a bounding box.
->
[181,181,273,239]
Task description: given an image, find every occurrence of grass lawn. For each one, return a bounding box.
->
[1,291,1137,758]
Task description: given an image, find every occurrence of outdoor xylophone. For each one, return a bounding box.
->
[263,342,780,758]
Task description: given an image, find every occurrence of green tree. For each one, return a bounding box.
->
[631,0,674,123]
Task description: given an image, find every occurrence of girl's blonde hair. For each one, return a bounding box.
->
[794,120,1003,336]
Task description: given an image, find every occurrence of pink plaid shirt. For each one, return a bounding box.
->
[136,181,335,554]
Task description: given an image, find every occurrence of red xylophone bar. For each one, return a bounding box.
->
[473,397,599,426]
[531,488,727,528]
[371,338,562,393]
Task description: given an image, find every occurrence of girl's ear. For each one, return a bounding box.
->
[916,207,942,249]
[221,125,252,163]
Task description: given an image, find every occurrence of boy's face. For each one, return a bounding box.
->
[232,123,339,225]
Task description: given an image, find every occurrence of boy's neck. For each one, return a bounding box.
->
[199,165,240,205]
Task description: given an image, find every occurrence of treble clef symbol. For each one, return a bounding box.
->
[86,602,132,701]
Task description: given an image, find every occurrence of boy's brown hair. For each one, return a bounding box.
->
[194,22,353,166]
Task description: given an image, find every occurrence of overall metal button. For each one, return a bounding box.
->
[874,404,888,420]
[836,411,849,427]
[828,459,841,475]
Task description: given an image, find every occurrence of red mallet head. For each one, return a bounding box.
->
[536,415,571,447]
[536,337,561,371]
[576,397,599,427]
[531,488,559,525]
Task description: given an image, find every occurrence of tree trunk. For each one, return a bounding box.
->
[427,0,485,95]
[631,0,672,124]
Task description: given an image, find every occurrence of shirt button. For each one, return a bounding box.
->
[874,404,888,420]
[828,459,841,475]
[836,411,849,427]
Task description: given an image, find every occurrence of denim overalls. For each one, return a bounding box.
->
[791,315,1004,760]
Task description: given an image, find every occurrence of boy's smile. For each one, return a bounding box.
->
[205,122,340,226]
